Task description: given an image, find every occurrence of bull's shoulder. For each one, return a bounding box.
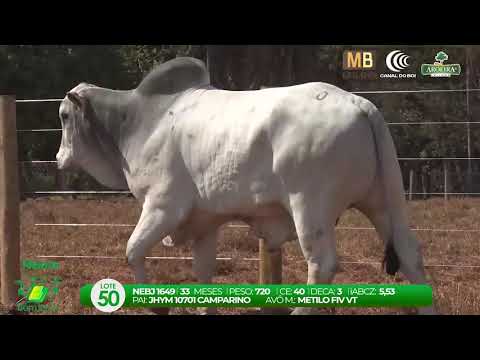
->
[135,57,210,96]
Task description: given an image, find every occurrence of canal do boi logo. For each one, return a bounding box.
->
[380,50,417,79]
[421,51,461,77]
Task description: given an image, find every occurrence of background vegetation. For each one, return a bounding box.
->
[2,45,479,196]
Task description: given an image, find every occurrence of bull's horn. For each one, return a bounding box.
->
[67,92,84,109]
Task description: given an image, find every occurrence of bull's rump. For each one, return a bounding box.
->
[169,82,378,213]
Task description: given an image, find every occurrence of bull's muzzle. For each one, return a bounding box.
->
[56,151,73,170]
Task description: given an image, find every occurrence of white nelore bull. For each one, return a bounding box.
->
[56,57,436,315]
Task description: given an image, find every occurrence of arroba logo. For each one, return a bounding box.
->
[386,50,410,72]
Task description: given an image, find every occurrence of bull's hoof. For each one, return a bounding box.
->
[1,303,21,315]
[260,307,291,315]
[290,307,322,315]
[151,307,170,315]
[417,306,437,315]
[198,307,218,315]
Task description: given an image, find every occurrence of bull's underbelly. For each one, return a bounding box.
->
[170,201,295,245]
[192,170,284,212]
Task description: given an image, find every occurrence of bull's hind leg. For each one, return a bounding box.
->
[356,200,437,315]
[288,195,338,315]
[192,231,218,315]
[291,226,337,315]
[395,228,436,315]
[126,205,186,315]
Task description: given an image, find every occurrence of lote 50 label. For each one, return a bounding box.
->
[81,282,431,312]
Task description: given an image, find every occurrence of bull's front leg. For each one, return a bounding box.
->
[193,231,218,315]
[126,205,184,315]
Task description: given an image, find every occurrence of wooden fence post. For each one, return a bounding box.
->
[421,170,427,200]
[444,161,449,201]
[409,169,414,201]
[0,96,20,310]
[259,238,284,314]
[259,239,282,284]
[55,169,65,190]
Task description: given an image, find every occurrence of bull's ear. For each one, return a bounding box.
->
[67,91,86,110]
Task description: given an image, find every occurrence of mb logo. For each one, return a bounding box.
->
[343,50,376,70]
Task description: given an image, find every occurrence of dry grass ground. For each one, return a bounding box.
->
[1,197,479,315]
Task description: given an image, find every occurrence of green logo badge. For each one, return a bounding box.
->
[15,260,62,313]
[421,51,461,77]
[27,285,49,303]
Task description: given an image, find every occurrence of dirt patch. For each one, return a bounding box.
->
[1,197,478,315]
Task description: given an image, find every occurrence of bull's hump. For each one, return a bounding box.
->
[136,57,210,96]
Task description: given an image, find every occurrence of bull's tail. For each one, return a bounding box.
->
[366,105,410,276]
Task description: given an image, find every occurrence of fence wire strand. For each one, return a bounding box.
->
[14,88,480,104]
[34,223,480,233]
[16,90,480,273]
[33,255,480,269]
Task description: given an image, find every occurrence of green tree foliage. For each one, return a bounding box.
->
[0,45,133,192]
[1,45,478,196]
[119,45,206,80]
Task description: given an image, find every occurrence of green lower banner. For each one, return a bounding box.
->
[80,283,433,309]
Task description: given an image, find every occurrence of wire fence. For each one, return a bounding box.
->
[30,255,480,269]
[14,89,480,270]
[32,223,480,233]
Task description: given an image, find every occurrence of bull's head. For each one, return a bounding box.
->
[56,84,128,189]
[56,89,89,170]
